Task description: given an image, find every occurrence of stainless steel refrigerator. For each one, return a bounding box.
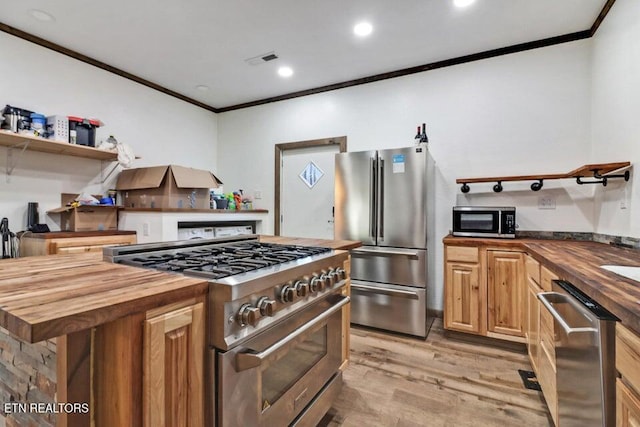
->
[335,146,431,337]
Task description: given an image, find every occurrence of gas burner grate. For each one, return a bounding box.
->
[116,241,333,279]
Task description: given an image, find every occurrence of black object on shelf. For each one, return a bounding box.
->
[1,217,16,259]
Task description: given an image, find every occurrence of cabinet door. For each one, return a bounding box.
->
[618,378,640,427]
[487,251,524,337]
[144,302,205,427]
[445,262,482,334]
[526,278,541,375]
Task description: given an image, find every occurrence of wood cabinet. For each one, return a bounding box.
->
[487,251,524,337]
[20,231,137,256]
[617,323,640,427]
[525,255,541,375]
[444,244,524,342]
[144,301,205,427]
[444,246,483,334]
[94,296,207,427]
[537,265,559,426]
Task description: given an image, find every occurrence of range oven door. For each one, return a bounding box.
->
[216,293,349,427]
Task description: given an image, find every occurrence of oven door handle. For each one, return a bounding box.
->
[537,292,597,335]
[235,295,350,372]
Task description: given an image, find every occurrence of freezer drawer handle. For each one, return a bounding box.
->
[351,248,420,258]
[537,292,597,335]
[235,295,350,372]
[351,283,419,300]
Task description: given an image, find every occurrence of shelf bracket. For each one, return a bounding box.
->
[95,160,120,185]
[593,169,630,181]
[5,140,31,183]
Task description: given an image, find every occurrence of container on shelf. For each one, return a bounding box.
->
[68,116,101,146]
[46,115,70,142]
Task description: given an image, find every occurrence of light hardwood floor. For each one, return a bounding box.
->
[321,319,553,427]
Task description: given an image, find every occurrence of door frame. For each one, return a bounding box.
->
[274,136,347,236]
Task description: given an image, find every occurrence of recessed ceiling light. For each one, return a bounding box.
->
[278,66,293,78]
[353,22,373,37]
[196,85,209,91]
[453,0,476,8]
[28,9,55,22]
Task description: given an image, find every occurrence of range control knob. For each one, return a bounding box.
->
[279,285,296,303]
[309,275,323,293]
[334,267,347,281]
[295,280,310,297]
[237,304,260,327]
[257,297,276,317]
[321,271,335,288]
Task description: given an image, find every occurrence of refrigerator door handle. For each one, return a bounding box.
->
[369,157,377,238]
[351,283,420,300]
[379,158,384,240]
[351,248,420,258]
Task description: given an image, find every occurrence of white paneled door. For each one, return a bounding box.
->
[280,144,340,239]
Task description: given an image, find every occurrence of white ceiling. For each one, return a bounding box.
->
[1,0,608,110]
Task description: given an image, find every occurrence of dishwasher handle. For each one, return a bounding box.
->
[537,292,597,335]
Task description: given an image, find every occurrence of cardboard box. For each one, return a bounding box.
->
[48,194,118,232]
[116,165,223,209]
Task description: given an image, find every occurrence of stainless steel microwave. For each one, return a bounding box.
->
[452,206,516,238]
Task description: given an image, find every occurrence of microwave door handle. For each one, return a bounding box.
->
[235,295,350,372]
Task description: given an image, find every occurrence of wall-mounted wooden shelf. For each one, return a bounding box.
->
[0,130,118,161]
[456,162,631,193]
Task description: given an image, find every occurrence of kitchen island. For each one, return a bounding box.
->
[0,235,359,426]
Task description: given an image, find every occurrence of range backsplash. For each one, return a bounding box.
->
[516,231,640,250]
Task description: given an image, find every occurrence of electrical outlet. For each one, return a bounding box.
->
[538,196,556,210]
[254,190,262,200]
[143,222,150,236]
[620,199,628,210]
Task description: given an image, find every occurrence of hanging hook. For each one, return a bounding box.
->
[530,179,544,191]
[493,181,503,193]
[460,183,470,193]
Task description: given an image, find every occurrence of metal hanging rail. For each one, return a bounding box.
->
[456,162,631,193]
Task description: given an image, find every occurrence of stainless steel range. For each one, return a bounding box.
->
[104,235,350,427]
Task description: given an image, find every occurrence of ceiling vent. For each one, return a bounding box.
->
[245,51,279,66]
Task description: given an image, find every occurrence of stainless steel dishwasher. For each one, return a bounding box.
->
[538,280,619,426]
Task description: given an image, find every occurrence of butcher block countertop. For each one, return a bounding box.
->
[0,235,359,344]
[0,252,208,343]
[444,235,640,334]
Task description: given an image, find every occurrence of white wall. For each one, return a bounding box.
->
[591,0,640,238]
[0,32,218,231]
[218,40,594,310]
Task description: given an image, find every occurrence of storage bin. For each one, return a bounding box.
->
[68,116,101,146]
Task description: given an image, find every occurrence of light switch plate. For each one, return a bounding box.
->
[254,190,262,200]
[538,196,556,210]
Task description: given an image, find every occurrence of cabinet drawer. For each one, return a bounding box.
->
[540,265,559,292]
[446,246,479,263]
[540,322,556,365]
[617,377,640,427]
[617,323,640,395]
[538,347,558,426]
[525,255,540,284]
